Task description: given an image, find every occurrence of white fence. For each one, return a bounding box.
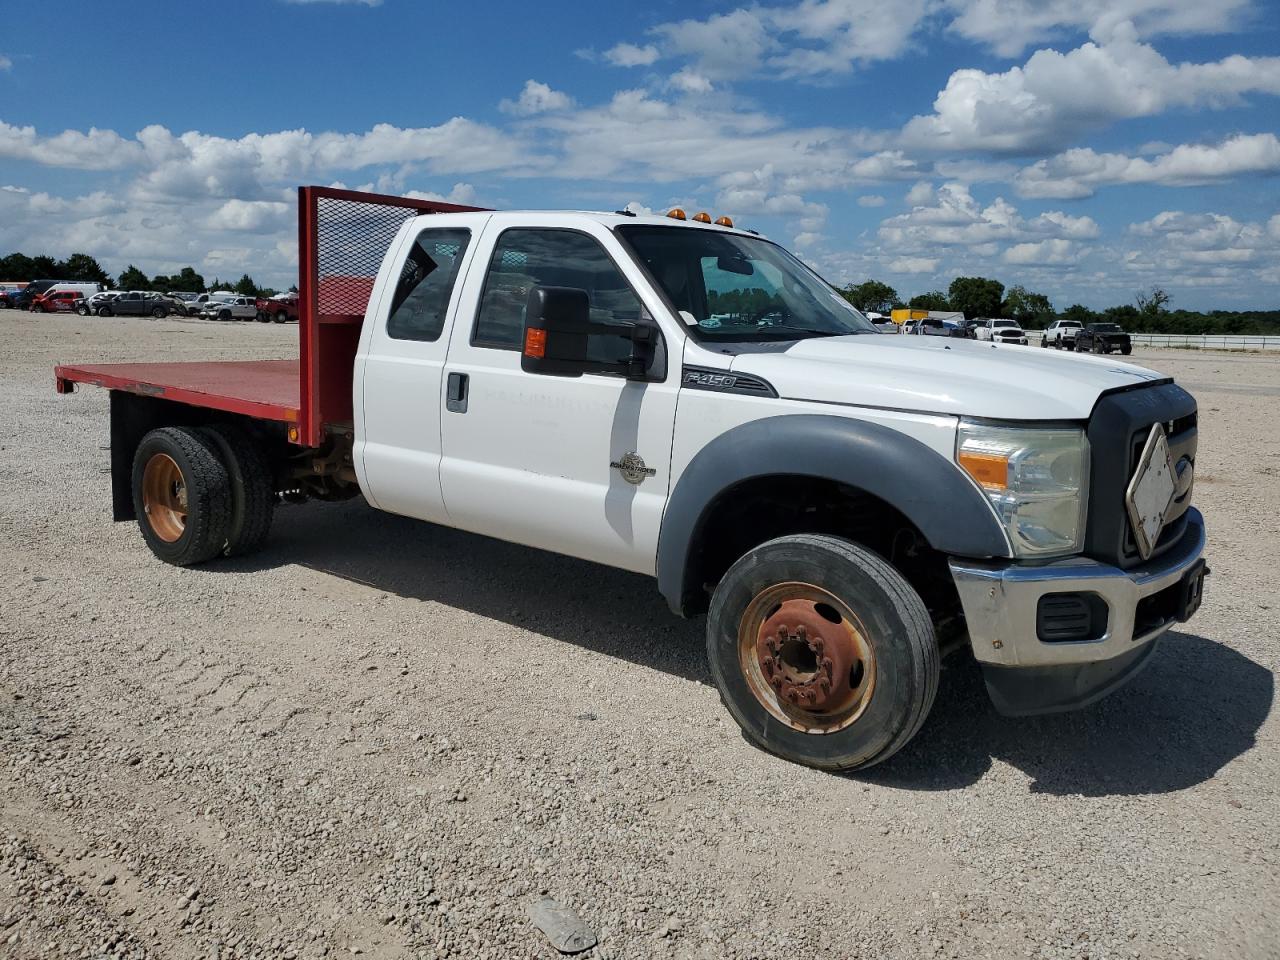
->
[1040,333,1280,352]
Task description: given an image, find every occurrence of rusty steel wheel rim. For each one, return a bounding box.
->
[737,582,877,734]
[141,453,188,543]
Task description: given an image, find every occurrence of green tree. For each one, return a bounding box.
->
[1002,285,1054,326]
[32,255,61,279]
[948,276,1005,320]
[908,290,950,311]
[840,279,900,313]
[62,253,110,286]
[1135,286,1171,317]
[173,267,206,293]
[233,273,259,297]
[0,253,36,280]
[118,265,150,290]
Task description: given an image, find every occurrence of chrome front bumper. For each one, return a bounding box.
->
[949,508,1206,670]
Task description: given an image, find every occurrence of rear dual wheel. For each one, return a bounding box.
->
[706,535,939,772]
[132,424,274,565]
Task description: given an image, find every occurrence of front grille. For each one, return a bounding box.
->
[1085,382,1198,569]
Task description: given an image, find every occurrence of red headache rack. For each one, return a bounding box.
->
[296,186,486,446]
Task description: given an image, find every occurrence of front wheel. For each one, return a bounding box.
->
[152,306,168,318]
[1121,345,1132,356]
[706,534,939,772]
[274,310,288,324]
[97,306,113,317]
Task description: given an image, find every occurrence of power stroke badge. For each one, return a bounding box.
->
[610,452,656,485]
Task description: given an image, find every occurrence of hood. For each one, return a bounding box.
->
[725,334,1168,421]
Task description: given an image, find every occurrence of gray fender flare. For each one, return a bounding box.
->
[656,414,1011,615]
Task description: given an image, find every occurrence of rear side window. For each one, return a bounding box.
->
[386,227,472,342]
[472,229,643,352]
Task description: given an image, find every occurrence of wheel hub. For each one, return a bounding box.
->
[755,599,859,713]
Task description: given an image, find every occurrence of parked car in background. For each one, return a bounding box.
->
[154,293,196,317]
[2,279,58,310]
[96,291,173,318]
[186,291,237,314]
[78,292,119,316]
[202,296,258,321]
[958,319,982,339]
[0,282,29,306]
[255,292,299,324]
[1042,319,1082,349]
[872,319,898,334]
[31,290,86,314]
[975,318,1029,345]
[905,317,968,338]
[1075,323,1132,355]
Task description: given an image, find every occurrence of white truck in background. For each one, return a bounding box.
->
[56,188,1208,772]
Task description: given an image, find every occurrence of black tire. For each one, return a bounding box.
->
[1093,340,1102,353]
[97,306,113,317]
[706,534,939,772]
[131,427,232,566]
[76,305,90,316]
[218,309,231,322]
[256,311,270,323]
[152,306,168,319]
[1121,345,1132,356]
[197,423,274,557]
[1040,337,1048,348]
[274,310,288,324]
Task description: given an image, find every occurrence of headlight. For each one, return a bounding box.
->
[956,421,1089,559]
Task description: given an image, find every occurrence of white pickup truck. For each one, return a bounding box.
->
[56,187,1207,772]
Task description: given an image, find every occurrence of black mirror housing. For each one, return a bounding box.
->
[520,286,656,380]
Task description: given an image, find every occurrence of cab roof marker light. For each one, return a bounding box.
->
[692,211,712,223]
[666,208,687,220]
[715,216,734,228]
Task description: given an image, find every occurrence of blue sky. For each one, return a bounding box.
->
[2,0,1278,309]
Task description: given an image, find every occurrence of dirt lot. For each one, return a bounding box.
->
[1,312,1276,960]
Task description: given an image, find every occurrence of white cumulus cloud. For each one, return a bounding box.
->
[499,80,575,116]
[902,23,1280,153]
[1014,133,1280,198]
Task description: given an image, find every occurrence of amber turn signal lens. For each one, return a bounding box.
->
[715,215,734,227]
[287,426,299,442]
[692,211,712,223]
[666,207,687,220]
[524,328,547,359]
[958,451,1009,490]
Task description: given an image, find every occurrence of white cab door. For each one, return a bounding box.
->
[438,216,680,574]
[356,214,491,523]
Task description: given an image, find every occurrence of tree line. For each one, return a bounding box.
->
[0,251,280,298]
[838,277,1280,336]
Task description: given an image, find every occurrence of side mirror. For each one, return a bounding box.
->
[521,286,657,380]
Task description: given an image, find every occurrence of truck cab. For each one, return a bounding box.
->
[55,190,1207,774]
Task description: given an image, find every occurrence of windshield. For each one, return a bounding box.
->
[616,225,874,342]
[1093,323,1120,332]
[993,320,1018,328]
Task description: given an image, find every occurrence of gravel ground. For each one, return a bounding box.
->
[1,312,1276,960]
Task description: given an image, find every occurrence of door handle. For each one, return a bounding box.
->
[446,372,469,413]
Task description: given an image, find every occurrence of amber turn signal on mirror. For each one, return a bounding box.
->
[524,328,547,359]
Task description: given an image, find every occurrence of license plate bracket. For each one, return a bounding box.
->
[1126,424,1177,560]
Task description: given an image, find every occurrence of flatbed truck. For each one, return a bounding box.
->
[55,187,1208,771]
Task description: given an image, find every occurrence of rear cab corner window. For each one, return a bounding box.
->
[471,228,650,364]
[385,227,472,342]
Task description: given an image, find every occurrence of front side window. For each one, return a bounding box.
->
[473,229,644,359]
[386,227,472,342]
[617,225,874,343]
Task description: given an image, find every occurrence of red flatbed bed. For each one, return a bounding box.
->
[55,359,301,424]
[52,186,485,447]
